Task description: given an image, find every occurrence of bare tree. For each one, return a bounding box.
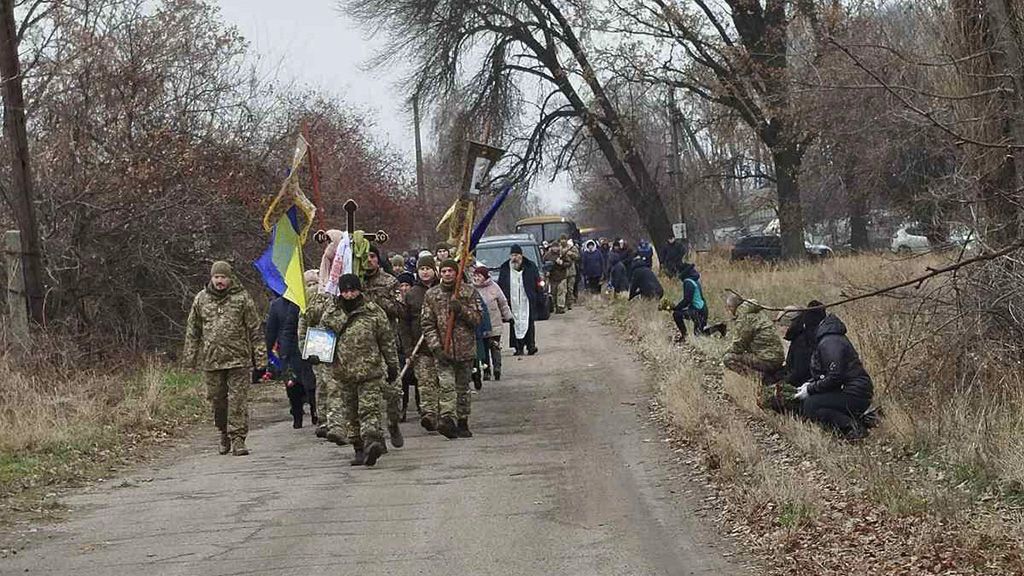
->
[345,0,678,251]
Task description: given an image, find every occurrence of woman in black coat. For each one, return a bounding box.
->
[796,313,874,439]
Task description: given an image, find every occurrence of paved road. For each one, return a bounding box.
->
[2,310,745,576]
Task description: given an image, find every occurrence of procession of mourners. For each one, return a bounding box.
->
[183,165,876,469]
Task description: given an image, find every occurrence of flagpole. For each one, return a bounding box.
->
[301,123,326,233]
[444,201,475,354]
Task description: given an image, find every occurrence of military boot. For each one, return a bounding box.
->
[218,432,231,455]
[364,440,385,467]
[388,422,404,448]
[437,416,458,439]
[350,446,366,466]
[315,425,328,439]
[326,429,348,446]
[456,418,473,438]
[231,438,250,456]
[292,413,303,429]
[420,413,437,432]
[494,370,501,381]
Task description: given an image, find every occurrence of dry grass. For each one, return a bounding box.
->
[597,251,1024,572]
[0,354,206,498]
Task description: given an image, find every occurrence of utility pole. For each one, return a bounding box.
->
[0,0,45,326]
[413,94,426,203]
[667,89,686,239]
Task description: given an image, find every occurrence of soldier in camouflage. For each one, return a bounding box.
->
[301,270,346,443]
[420,259,483,439]
[363,245,404,448]
[183,261,265,456]
[722,293,785,382]
[403,254,441,432]
[302,274,399,467]
[559,235,580,310]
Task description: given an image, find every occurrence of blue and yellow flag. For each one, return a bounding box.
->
[254,135,316,311]
[254,206,308,311]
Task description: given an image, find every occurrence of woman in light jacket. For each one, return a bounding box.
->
[473,265,513,380]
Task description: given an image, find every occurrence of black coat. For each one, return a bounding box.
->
[609,260,629,293]
[784,318,816,386]
[628,262,664,301]
[809,315,873,400]
[265,296,300,359]
[498,258,541,321]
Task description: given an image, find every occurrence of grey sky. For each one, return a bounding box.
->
[214,0,575,212]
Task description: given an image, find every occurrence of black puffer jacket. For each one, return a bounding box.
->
[628,260,664,301]
[808,315,873,399]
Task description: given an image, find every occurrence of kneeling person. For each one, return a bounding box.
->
[304,274,399,466]
[421,259,483,439]
[722,293,784,382]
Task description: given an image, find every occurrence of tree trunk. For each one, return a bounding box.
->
[849,195,870,251]
[982,0,1024,244]
[771,143,806,259]
[0,0,45,325]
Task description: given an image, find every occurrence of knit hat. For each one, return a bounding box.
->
[510,244,523,255]
[396,272,415,286]
[417,254,436,270]
[473,265,490,278]
[368,245,381,259]
[418,249,433,259]
[303,269,319,285]
[435,242,451,253]
[210,261,232,277]
[338,273,362,292]
[439,258,459,271]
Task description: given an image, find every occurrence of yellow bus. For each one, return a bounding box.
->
[514,215,581,245]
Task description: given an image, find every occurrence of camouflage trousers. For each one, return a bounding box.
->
[205,367,249,441]
[343,376,384,445]
[436,359,472,419]
[566,273,577,308]
[315,364,348,439]
[551,279,567,311]
[723,352,782,380]
[380,375,401,429]
[414,353,440,417]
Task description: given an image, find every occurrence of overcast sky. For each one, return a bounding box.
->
[214,0,575,211]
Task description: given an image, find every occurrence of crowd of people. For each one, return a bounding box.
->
[182,237,562,467]
[181,232,876,467]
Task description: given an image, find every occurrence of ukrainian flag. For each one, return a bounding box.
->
[254,206,307,311]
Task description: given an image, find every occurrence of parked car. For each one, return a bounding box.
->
[473,234,552,321]
[731,235,834,261]
[890,224,978,255]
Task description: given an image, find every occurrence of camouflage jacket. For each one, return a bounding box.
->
[301,295,399,383]
[544,249,569,282]
[400,279,436,356]
[183,282,265,371]
[363,269,400,323]
[421,281,483,362]
[727,301,785,365]
[561,242,580,276]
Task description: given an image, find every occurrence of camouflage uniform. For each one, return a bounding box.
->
[544,247,570,313]
[183,280,265,447]
[723,301,785,379]
[561,241,580,309]
[303,295,399,447]
[300,292,346,439]
[363,268,403,429]
[402,279,437,417]
[421,281,482,420]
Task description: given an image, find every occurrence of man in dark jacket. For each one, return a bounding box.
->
[660,236,687,277]
[498,245,541,356]
[760,301,825,413]
[266,294,317,429]
[628,257,664,301]
[608,249,631,297]
[580,240,605,294]
[794,314,874,439]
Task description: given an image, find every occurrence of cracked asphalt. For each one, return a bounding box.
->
[1,310,746,576]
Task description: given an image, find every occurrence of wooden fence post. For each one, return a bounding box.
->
[4,229,30,347]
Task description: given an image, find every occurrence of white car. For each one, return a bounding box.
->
[891,224,978,254]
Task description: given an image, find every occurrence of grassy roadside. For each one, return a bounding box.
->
[593,252,1024,575]
[0,358,209,531]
